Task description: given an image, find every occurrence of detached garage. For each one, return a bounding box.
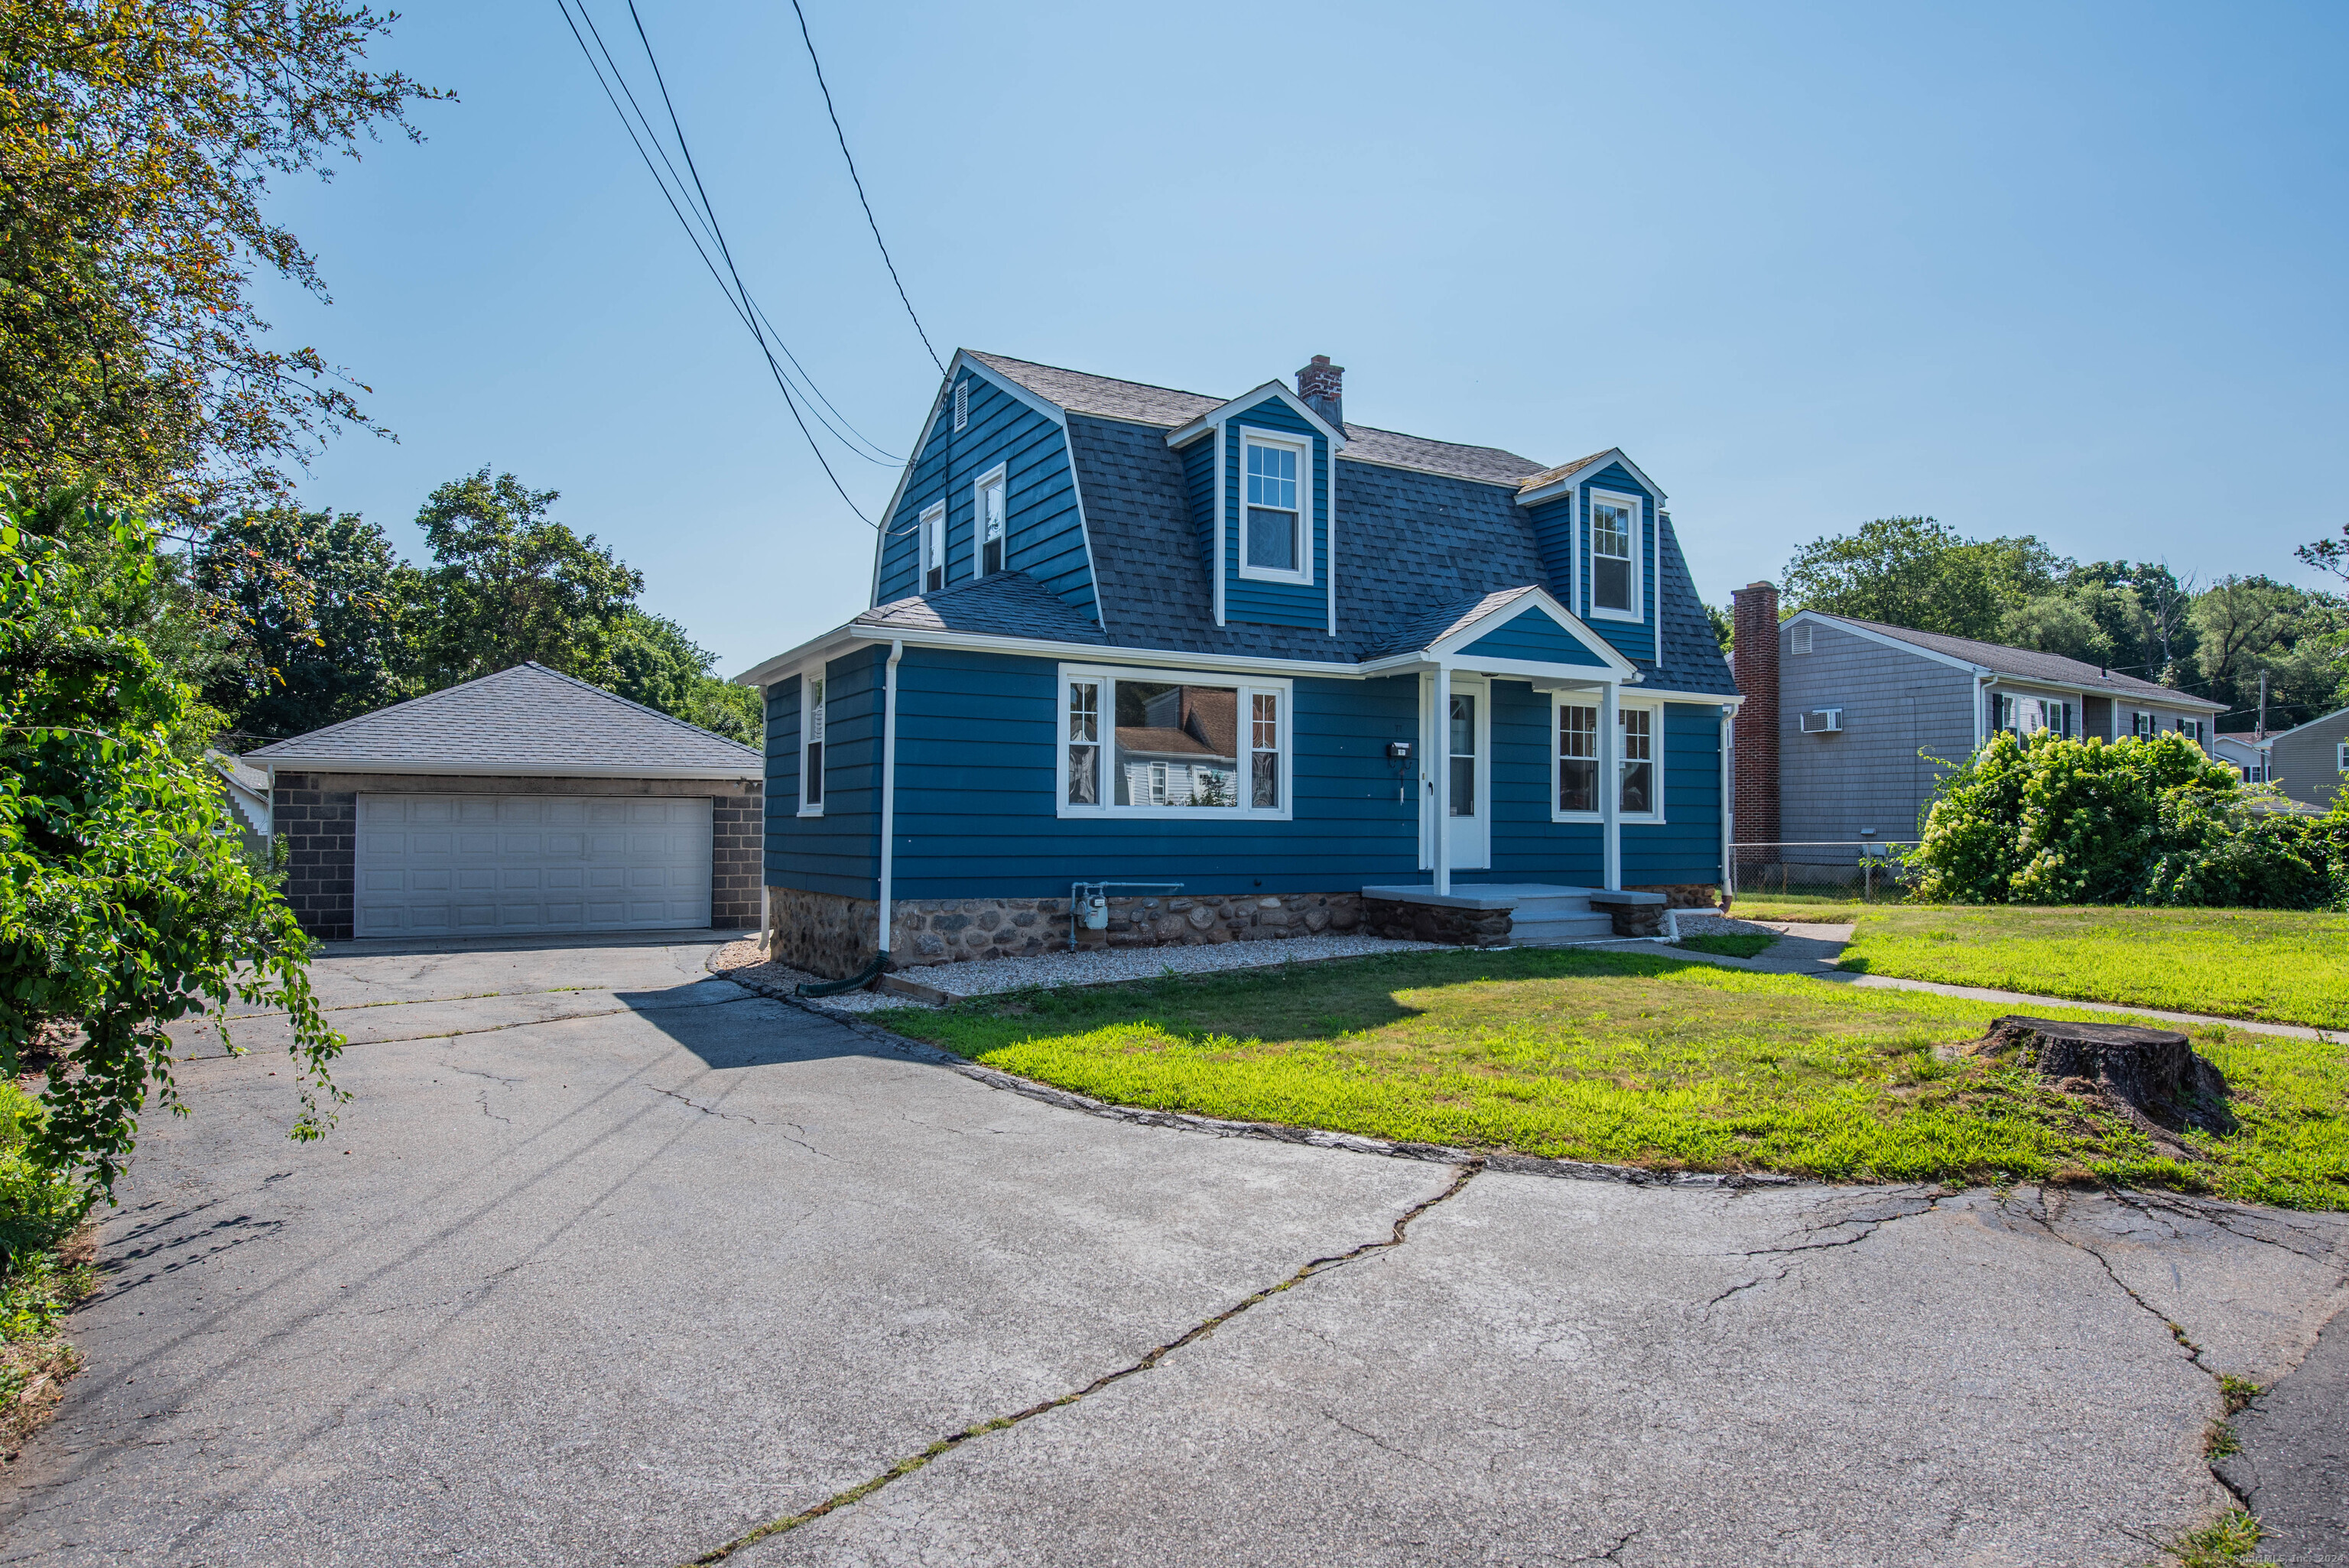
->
[245,663,763,941]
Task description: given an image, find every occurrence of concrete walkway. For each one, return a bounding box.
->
[5,937,2344,1566]
[1632,921,2347,1044]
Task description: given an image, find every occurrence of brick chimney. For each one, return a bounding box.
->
[1296,355,1343,429]
[1731,581,1780,852]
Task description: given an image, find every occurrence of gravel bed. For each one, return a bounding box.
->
[1672,913,1782,940]
[713,932,1444,1012]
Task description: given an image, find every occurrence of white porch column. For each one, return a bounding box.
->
[1600,678,1622,891]
[1431,658,1452,895]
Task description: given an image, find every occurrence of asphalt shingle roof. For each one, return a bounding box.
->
[971,352,1548,488]
[856,570,1107,644]
[1805,614,2224,709]
[1363,588,1542,661]
[1650,518,1740,697]
[245,663,764,776]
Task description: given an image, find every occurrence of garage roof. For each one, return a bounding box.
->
[244,663,765,780]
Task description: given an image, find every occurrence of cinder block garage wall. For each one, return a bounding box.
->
[272,772,764,940]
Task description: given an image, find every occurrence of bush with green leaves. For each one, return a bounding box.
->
[0,487,345,1196]
[1909,730,2344,909]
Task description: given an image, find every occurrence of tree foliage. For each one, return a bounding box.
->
[0,0,444,516]
[415,469,642,687]
[194,502,419,739]
[0,487,344,1193]
[608,609,761,745]
[1779,517,2065,640]
[1909,731,2344,910]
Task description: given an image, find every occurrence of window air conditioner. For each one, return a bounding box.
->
[1798,708,1844,734]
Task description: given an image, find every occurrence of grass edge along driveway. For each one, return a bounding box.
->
[1742,904,2349,1032]
[874,948,2348,1213]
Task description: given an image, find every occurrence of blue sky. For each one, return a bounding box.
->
[258,0,2349,676]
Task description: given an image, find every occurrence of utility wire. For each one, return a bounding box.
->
[573,0,900,469]
[787,0,944,374]
[554,0,901,524]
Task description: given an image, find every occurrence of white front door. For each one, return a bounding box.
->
[1445,675,1491,871]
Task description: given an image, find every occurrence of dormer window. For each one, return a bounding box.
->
[1240,432,1311,584]
[1590,491,1642,619]
[976,465,1007,576]
[920,501,945,592]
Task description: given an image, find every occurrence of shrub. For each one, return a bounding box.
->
[1909,731,2345,908]
[0,1083,85,1272]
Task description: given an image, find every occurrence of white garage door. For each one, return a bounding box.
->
[355,794,712,938]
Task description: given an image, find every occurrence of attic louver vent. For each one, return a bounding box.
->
[953,379,969,431]
[1792,622,1813,655]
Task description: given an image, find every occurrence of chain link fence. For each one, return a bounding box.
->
[1728,841,1921,904]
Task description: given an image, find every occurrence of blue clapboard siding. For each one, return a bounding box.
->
[1525,495,1577,609]
[1578,462,1658,665]
[765,649,884,897]
[1620,703,1727,886]
[1458,606,1607,666]
[1464,679,1605,886]
[884,648,1423,898]
[1179,430,1217,576]
[1222,398,1329,630]
[872,372,1097,621]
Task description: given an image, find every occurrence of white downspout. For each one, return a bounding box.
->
[1600,679,1622,891]
[1431,657,1453,895]
[1719,708,1733,904]
[876,640,903,958]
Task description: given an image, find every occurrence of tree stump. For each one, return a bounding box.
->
[1963,1014,2234,1139]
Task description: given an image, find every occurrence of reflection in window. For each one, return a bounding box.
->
[979,472,1007,575]
[1558,703,1598,812]
[1250,693,1280,809]
[1116,681,1241,809]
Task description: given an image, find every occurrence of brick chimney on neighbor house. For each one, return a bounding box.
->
[1731,581,1781,852]
[1297,355,1343,428]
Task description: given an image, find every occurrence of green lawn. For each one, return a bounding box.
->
[877,949,2349,1210]
[1827,906,2349,1031]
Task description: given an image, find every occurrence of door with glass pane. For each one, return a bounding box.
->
[1445,676,1490,870]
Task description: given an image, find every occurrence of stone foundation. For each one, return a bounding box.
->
[1360,898,1512,947]
[1632,883,1726,909]
[765,888,1367,977]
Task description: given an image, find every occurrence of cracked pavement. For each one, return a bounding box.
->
[5,934,2345,1566]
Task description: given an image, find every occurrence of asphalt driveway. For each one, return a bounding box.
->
[4,934,2344,1566]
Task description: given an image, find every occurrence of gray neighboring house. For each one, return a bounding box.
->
[2260,705,2349,810]
[1728,583,2227,854]
[244,663,763,941]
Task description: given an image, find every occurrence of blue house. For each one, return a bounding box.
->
[742,352,1740,977]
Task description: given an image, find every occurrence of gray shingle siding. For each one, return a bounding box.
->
[2266,709,2348,808]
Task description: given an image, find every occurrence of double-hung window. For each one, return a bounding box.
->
[1059,666,1291,818]
[1240,433,1311,583]
[2337,741,2349,774]
[798,674,827,816]
[920,502,946,592]
[976,466,1008,576]
[1552,698,1663,822]
[2132,710,2156,739]
[2176,717,2206,746]
[1556,701,1600,813]
[1588,490,1642,619]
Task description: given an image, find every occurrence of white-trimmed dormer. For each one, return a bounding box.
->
[1166,378,1347,635]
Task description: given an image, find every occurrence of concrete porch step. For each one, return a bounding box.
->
[1509,913,1620,945]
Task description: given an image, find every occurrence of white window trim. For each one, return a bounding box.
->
[1552,693,1664,823]
[973,463,1009,577]
[1054,663,1295,821]
[796,665,827,818]
[1236,429,1314,587]
[2336,741,2349,773]
[919,501,946,592]
[1587,487,1645,623]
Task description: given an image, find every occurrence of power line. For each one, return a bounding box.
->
[553,1,901,524]
[571,0,900,469]
[787,0,944,375]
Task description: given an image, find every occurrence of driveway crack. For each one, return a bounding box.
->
[647,1086,833,1160]
[680,1160,1483,1563]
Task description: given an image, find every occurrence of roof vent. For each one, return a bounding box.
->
[953,379,970,431]
[1792,622,1813,655]
[1296,355,1343,430]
